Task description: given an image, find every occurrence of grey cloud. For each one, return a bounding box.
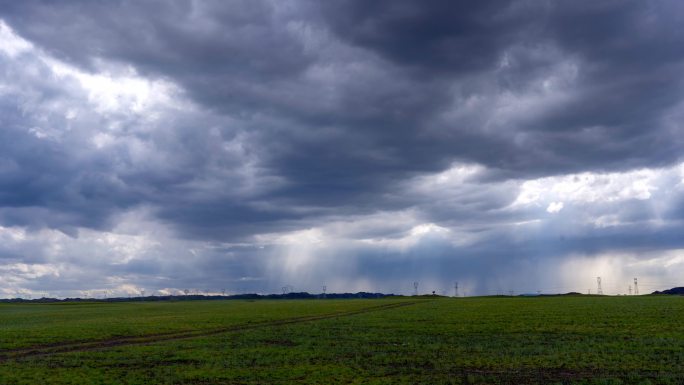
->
[1,1,684,295]
[4,1,682,208]
[321,0,684,173]
[320,0,540,75]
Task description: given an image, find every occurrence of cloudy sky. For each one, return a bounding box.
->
[1,1,684,298]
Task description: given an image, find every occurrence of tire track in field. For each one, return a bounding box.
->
[0,301,420,361]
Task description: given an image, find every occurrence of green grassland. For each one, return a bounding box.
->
[0,299,389,350]
[1,296,683,384]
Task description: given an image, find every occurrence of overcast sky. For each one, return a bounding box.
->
[1,1,684,298]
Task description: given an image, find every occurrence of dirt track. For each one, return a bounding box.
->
[0,301,419,361]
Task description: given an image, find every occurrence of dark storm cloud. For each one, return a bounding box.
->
[320,0,538,74]
[320,0,684,173]
[4,1,684,221]
[0,59,131,233]
[2,1,684,295]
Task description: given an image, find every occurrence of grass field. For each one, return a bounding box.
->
[1,296,683,384]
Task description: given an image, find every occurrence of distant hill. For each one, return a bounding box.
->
[652,287,684,295]
[0,292,401,303]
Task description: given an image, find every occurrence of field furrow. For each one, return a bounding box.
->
[0,301,418,361]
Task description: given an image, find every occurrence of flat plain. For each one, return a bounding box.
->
[1,296,683,384]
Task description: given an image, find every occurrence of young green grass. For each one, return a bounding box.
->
[1,296,683,384]
[0,299,399,349]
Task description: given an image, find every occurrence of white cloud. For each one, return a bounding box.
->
[0,263,60,279]
[514,168,661,207]
[45,58,180,115]
[546,201,564,213]
[410,162,485,192]
[0,20,31,58]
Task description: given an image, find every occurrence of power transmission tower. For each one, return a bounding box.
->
[322,285,327,298]
[596,277,603,295]
[413,281,419,296]
[454,282,459,297]
[508,290,514,296]
[628,285,632,295]
[633,278,639,295]
[221,289,226,296]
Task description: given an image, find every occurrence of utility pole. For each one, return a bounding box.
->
[633,278,639,295]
